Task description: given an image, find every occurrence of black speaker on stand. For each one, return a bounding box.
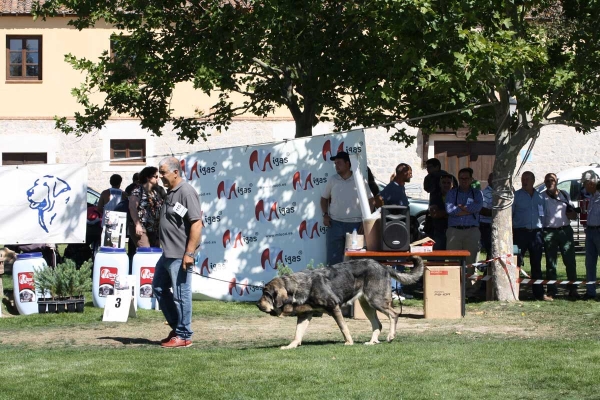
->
[381,205,410,251]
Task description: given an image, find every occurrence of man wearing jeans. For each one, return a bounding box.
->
[321,151,373,266]
[153,157,202,348]
[583,175,600,299]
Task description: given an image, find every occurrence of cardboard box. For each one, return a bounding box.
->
[424,266,461,319]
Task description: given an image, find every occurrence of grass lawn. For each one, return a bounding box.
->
[1,254,600,399]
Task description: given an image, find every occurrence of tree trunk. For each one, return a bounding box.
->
[490,90,538,301]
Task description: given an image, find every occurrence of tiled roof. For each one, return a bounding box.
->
[0,0,38,15]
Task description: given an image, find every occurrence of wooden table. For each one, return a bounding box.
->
[344,250,471,317]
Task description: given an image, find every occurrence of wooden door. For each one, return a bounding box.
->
[434,141,495,189]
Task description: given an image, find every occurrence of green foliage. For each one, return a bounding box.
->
[305,259,325,270]
[33,259,92,299]
[276,261,293,277]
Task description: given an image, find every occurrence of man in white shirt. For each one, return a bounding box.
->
[321,151,373,266]
[542,173,578,299]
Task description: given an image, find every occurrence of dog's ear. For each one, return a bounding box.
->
[51,176,71,198]
[273,285,288,309]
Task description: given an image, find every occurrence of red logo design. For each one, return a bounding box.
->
[18,272,34,291]
[293,170,314,191]
[140,267,155,286]
[223,229,244,249]
[249,149,272,172]
[261,247,284,270]
[217,179,238,200]
[100,266,118,286]
[180,159,200,180]
[298,219,321,240]
[229,277,250,296]
[197,253,210,276]
[255,198,279,222]
[322,139,345,161]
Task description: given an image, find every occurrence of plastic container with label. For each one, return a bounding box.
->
[93,247,129,308]
[13,253,48,315]
[131,247,162,309]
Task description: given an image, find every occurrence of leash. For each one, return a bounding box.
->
[190,267,264,291]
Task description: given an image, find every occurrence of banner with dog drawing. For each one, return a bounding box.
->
[182,129,369,301]
[0,164,88,244]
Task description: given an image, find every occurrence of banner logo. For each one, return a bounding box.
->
[298,219,322,240]
[27,175,72,233]
[255,198,279,222]
[223,229,244,249]
[217,179,238,199]
[322,139,363,160]
[249,149,273,172]
[293,170,314,191]
[195,252,210,275]
[260,247,284,269]
[181,159,217,180]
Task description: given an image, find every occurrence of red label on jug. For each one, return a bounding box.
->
[99,266,118,297]
[18,272,36,303]
[139,267,155,298]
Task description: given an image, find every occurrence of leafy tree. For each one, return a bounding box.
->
[34,0,433,141]
[34,1,600,300]
[368,1,600,300]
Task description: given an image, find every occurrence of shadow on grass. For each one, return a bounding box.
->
[97,336,160,345]
[242,339,342,350]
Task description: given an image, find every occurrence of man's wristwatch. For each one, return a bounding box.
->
[322,212,329,217]
[184,252,195,258]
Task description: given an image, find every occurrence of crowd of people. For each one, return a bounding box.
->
[321,152,600,302]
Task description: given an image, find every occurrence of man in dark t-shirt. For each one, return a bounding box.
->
[153,157,202,348]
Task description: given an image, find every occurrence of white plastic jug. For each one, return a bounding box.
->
[12,253,47,315]
[93,247,129,308]
[131,247,162,310]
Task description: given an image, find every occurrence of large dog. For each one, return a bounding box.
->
[257,256,424,349]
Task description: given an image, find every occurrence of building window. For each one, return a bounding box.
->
[110,139,146,164]
[2,152,47,165]
[6,36,42,81]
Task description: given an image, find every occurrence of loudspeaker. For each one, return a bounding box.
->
[381,205,410,251]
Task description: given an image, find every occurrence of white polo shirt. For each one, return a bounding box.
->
[321,173,372,223]
[542,190,571,228]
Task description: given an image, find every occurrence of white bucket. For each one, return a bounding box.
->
[12,253,47,315]
[131,247,162,310]
[93,247,129,308]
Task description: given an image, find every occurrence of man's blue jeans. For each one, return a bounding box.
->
[326,219,362,266]
[152,255,193,339]
[585,229,600,297]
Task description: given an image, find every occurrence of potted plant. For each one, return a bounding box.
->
[34,259,92,313]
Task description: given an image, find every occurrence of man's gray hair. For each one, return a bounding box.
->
[159,157,181,172]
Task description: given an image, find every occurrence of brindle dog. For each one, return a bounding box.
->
[257,256,424,349]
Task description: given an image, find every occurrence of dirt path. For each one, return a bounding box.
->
[0,306,539,348]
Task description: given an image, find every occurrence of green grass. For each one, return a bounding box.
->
[2,254,600,399]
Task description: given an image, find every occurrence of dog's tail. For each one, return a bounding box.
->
[386,256,424,286]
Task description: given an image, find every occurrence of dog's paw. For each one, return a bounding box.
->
[386,334,396,343]
[280,341,300,350]
[364,340,380,345]
[344,341,354,346]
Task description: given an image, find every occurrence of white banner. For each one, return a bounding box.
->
[183,130,368,301]
[0,164,88,244]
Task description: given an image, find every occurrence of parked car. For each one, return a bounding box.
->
[375,180,429,239]
[534,164,600,202]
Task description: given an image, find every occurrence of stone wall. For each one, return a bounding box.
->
[0,119,599,195]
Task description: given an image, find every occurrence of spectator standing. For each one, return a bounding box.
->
[513,171,549,301]
[129,166,165,248]
[429,173,454,250]
[124,172,140,196]
[542,173,578,299]
[97,174,125,225]
[479,173,494,258]
[583,175,600,300]
[381,163,414,299]
[424,158,457,204]
[445,168,483,267]
[320,151,373,266]
[153,157,202,348]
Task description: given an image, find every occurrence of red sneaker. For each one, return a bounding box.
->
[161,336,192,348]
[160,330,177,344]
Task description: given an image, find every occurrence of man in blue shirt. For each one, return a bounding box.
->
[445,168,483,267]
[512,171,549,301]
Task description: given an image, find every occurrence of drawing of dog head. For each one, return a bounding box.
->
[27,175,72,233]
